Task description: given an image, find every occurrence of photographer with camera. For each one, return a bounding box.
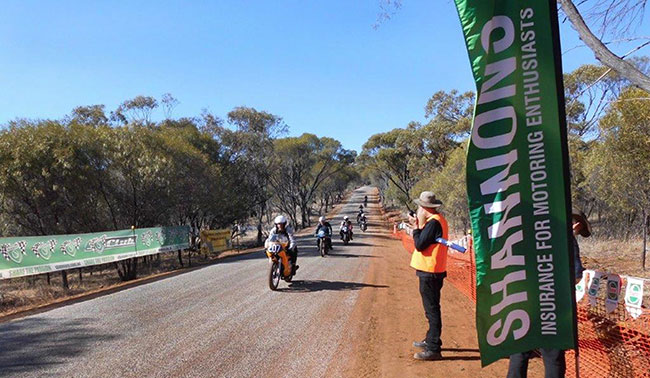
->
[407,191,449,361]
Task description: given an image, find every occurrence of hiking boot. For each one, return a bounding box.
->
[413,340,427,349]
[413,350,442,361]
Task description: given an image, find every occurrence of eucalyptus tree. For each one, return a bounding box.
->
[271,134,355,228]
[222,106,287,244]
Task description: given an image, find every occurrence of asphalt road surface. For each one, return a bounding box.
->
[0,187,383,378]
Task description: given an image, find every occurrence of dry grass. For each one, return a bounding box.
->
[580,237,649,279]
[0,267,120,313]
[0,248,249,317]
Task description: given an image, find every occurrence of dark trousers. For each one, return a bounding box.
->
[316,237,332,249]
[418,272,445,352]
[287,246,298,265]
[339,230,353,239]
[507,349,566,378]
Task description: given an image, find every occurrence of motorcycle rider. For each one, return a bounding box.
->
[315,216,333,250]
[340,216,354,241]
[357,205,365,223]
[358,212,368,228]
[265,215,299,274]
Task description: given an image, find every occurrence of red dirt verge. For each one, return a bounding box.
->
[334,222,544,377]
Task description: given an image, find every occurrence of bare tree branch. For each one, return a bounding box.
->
[563,36,650,55]
[560,0,650,92]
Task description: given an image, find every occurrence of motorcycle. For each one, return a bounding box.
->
[356,211,364,224]
[265,233,295,291]
[341,225,351,245]
[315,230,331,257]
[359,216,368,232]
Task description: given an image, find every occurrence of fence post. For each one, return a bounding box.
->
[643,210,647,270]
[61,270,69,290]
[469,239,476,301]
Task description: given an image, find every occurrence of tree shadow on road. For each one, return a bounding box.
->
[327,252,380,259]
[0,317,118,375]
[339,242,375,247]
[280,280,388,293]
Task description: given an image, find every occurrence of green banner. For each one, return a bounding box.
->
[454,0,577,366]
[0,226,189,279]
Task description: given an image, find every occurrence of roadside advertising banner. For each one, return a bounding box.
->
[453,0,577,365]
[0,226,189,279]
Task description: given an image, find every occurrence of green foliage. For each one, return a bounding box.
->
[271,133,356,227]
[563,64,624,136]
[361,90,472,211]
[413,145,469,231]
[227,106,287,136]
[580,87,650,235]
[361,62,650,239]
[424,89,474,138]
[68,105,109,126]
[113,95,159,125]
[359,126,421,208]
[0,95,356,280]
[549,64,650,237]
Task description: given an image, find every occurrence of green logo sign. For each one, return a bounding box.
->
[628,283,641,305]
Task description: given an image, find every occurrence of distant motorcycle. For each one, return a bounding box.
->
[341,225,351,245]
[315,230,331,257]
[356,210,364,224]
[359,215,368,232]
[265,233,295,291]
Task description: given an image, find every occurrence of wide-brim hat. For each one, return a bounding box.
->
[572,208,592,237]
[413,191,442,209]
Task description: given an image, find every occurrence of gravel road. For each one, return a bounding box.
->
[0,187,383,378]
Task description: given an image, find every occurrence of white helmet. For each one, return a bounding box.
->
[319,216,326,222]
[344,216,349,220]
[274,215,287,224]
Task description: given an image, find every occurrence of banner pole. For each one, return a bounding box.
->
[548,0,580,376]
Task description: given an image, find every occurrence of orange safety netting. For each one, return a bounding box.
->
[393,228,650,378]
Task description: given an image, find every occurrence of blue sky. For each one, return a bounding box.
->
[1,1,648,153]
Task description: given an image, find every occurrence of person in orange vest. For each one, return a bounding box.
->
[408,191,448,361]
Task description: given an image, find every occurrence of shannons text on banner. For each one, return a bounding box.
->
[453,0,576,366]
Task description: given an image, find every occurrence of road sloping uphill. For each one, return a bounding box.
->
[0,187,387,377]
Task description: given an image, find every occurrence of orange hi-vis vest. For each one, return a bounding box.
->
[410,213,449,273]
